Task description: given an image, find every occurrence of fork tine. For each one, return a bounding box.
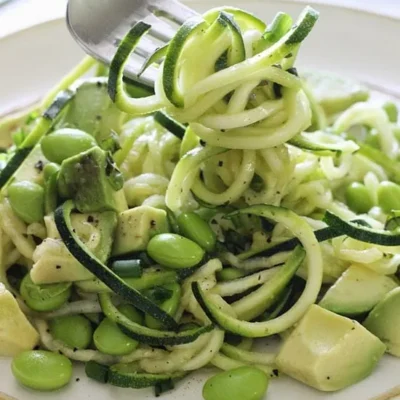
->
[144,14,177,42]
[134,36,162,59]
[148,0,198,25]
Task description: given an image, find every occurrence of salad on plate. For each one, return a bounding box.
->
[0,4,399,400]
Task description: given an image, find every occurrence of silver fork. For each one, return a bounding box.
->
[67,0,198,87]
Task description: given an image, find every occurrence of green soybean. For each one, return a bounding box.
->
[377,181,400,213]
[217,268,246,282]
[145,282,181,329]
[203,366,269,400]
[43,162,60,181]
[41,128,97,164]
[93,304,143,356]
[147,233,205,269]
[345,182,373,214]
[12,350,72,391]
[49,315,93,350]
[177,212,216,252]
[43,163,60,214]
[20,274,72,312]
[8,181,45,224]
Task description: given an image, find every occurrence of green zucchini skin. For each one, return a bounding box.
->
[0,147,32,188]
[85,361,109,383]
[0,89,75,189]
[108,21,152,102]
[118,323,212,347]
[324,211,400,246]
[54,200,179,330]
[99,292,213,346]
[285,6,319,45]
[192,281,220,326]
[108,364,185,389]
[163,17,206,108]
[253,226,336,258]
[154,111,186,140]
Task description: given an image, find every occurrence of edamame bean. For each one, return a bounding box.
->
[8,181,45,224]
[43,163,60,181]
[20,274,72,312]
[43,163,60,214]
[377,181,400,213]
[93,304,143,356]
[12,350,72,391]
[203,366,269,400]
[49,315,93,350]
[41,128,97,164]
[345,182,373,214]
[177,212,216,252]
[217,268,246,282]
[147,233,205,269]
[145,282,181,329]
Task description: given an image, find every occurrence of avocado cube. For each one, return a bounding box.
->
[319,265,398,316]
[113,206,169,256]
[57,146,123,213]
[33,211,117,284]
[0,283,39,356]
[276,305,386,391]
[364,287,400,357]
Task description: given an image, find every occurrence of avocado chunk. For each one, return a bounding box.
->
[319,265,398,316]
[0,283,39,356]
[56,78,123,143]
[302,69,369,115]
[57,146,123,213]
[113,206,169,256]
[31,211,117,284]
[276,305,386,392]
[364,287,400,357]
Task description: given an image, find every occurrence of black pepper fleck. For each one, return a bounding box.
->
[34,160,44,172]
[273,369,279,377]
[87,215,94,223]
[218,161,224,167]
[56,265,62,270]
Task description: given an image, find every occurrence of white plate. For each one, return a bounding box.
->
[1,1,400,399]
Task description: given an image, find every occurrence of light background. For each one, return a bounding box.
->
[0,0,400,38]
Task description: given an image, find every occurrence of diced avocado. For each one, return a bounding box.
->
[0,283,39,356]
[114,189,129,213]
[56,79,123,143]
[276,305,386,392]
[31,238,94,284]
[302,69,369,115]
[364,287,400,357]
[319,265,398,316]
[14,145,47,186]
[32,211,117,284]
[57,146,124,213]
[112,206,169,256]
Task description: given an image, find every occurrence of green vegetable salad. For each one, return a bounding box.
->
[0,5,399,399]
